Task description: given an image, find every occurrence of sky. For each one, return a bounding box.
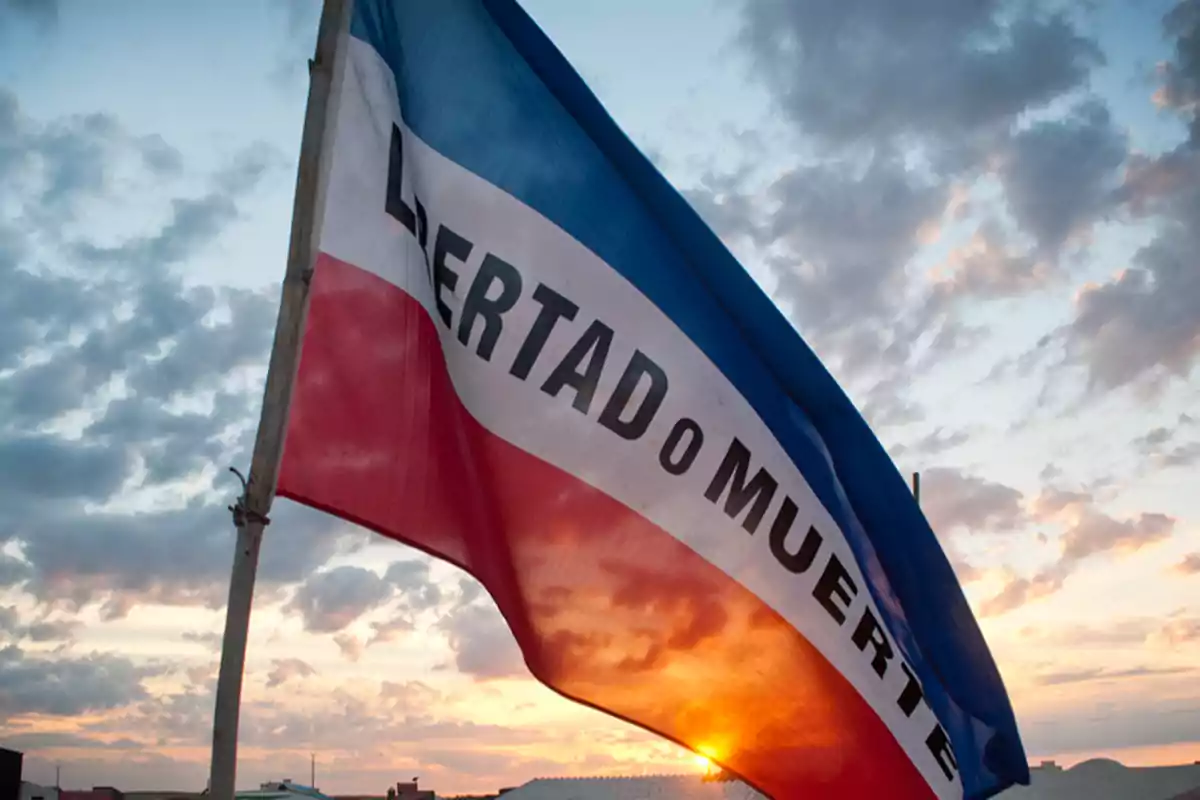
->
[0,0,1198,795]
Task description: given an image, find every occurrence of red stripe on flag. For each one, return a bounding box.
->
[278,252,936,800]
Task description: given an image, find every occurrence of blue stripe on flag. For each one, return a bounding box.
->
[349,0,1028,795]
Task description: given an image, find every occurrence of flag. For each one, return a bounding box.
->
[275,1,1028,797]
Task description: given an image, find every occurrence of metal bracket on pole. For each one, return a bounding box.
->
[227,467,271,529]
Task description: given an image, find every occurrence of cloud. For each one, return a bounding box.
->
[385,559,443,610]
[766,153,946,347]
[1132,413,1200,470]
[696,0,1109,426]
[892,427,975,462]
[0,556,30,589]
[23,618,80,643]
[0,89,361,619]
[997,99,1127,255]
[1059,510,1174,562]
[980,568,1066,617]
[265,658,316,689]
[1054,42,1200,396]
[0,645,155,718]
[681,168,764,247]
[18,500,346,619]
[918,467,1027,535]
[379,679,441,714]
[1063,211,1200,392]
[1134,413,1196,450]
[998,693,1200,760]
[285,566,395,633]
[438,589,526,681]
[1158,617,1200,644]
[333,633,364,662]
[927,221,1050,303]
[735,0,1101,148]
[367,615,415,647]
[1018,619,1158,648]
[182,630,223,648]
[1033,665,1193,686]
[0,606,81,644]
[286,559,446,642]
[980,494,1175,615]
[1176,553,1200,574]
[1157,0,1200,145]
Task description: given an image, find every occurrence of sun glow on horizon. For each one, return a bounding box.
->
[691,744,721,773]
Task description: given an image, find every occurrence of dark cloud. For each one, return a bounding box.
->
[980,491,1175,615]
[182,630,223,648]
[16,499,346,619]
[1045,8,1200,396]
[265,658,316,689]
[137,134,184,176]
[918,467,1027,535]
[367,615,415,647]
[749,153,965,422]
[1174,553,1200,575]
[736,0,1101,147]
[236,686,544,754]
[384,559,442,609]
[438,590,525,681]
[0,645,155,718]
[24,618,80,642]
[1158,616,1200,644]
[0,731,141,752]
[766,153,946,343]
[1134,414,1200,469]
[0,0,57,29]
[681,168,763,247]
[980,567,1066,617]
[891,427,974,462]
[0,606,80,644]
[0,555,30,588]
[0,435,129,505]
[1034,665,1192,686]
[998,99,1127,255]
[693,0,1114,425]
[0,90,360,618]
[285,559,445,639]
[0,607,19,636]
[1063,203,1200,391]
[680,2,1110,429]
[1158,0,1200,145]
[360,561,445,647]
[1018,619,1158,648]
[285,566,395,633]
[332,632,364,662]
[981,693,1200,764]
[1155,441,1200,467]
[1060,510,1174,562]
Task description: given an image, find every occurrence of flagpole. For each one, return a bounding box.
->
[208,2,351,799]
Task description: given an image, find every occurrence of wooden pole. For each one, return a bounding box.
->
[207,2,351,799]
[912,471,921,506]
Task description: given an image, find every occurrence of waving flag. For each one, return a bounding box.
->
[274,0,1029,796]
